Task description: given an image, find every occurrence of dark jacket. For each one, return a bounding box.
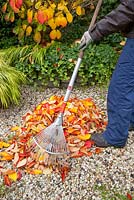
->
[89,0,134,41]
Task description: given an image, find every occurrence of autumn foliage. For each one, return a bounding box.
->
[0,95,107,186]
[1,0,94,45]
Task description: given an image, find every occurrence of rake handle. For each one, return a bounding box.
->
[60,0,103,114]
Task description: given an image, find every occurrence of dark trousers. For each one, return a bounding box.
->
[103,38,134,146]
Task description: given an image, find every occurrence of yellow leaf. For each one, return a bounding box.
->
[33,32,41,43]
[57,3,65,10]
[66,13,73,23]
[55,16,61,27]
[48,18,56,29]
[11,126,20,131]
[50,3,56,9]
[2,142,10,148]
[35,1,41,9]
[8,172,18,182]
[69,107,78,113]
[56,30,61,39]
[22,24,27,30]
[26,26,32,36]
[0,141,10,148]
[78,134,91,141]
[27,169,43,175]
[32,169,43,174]
[76,6,82,16]
[27,9,33,23]
[47,7,54,19]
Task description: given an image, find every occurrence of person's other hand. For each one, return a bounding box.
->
[79,31,93,50]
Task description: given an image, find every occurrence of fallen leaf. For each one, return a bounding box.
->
[16,158,27,168]
[0,141,10,148]
[69,146,80,153]
[10,126,20,131]
[84,140,92,148]
[95,148,102,154]
[0,152,13,161]
[78,134,91,141]
[4,175,11,186]
[13,153,19,166]
[127,193,133,200]
[8,172,18,182]
[26,169,43,175]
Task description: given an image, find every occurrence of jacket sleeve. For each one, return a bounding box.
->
[89,0,134,41]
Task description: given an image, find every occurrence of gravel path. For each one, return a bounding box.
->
[0,86,134,200]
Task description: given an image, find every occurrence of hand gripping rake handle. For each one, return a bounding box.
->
[59,0,103,115]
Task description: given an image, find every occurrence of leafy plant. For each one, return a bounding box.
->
[1,0,96,45]
[0,55,26,108]
[0,41,119,87]
[80,43,119,85]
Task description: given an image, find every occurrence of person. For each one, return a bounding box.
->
[79,0,134,147]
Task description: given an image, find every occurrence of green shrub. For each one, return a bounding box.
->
[0,55,26,108]
[1,42,119,87]
[81,43,119,85]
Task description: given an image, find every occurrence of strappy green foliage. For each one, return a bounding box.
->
[0,55,26,108]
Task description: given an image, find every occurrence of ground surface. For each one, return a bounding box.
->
[0,86,134,200]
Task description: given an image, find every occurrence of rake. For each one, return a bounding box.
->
[29,0,103,165]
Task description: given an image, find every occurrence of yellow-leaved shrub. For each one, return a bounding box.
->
[1,0,95,45]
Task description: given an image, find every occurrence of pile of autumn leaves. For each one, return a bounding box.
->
[0,96,107,186]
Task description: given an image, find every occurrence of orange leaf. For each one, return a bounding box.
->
[4,175,11,187]
[15,0,23,9]
[27,161,36,168]
[95,148,102,154]
[49,29,57,40]
[2,3,7,13]
[0,152,13,161]
[71,151,84,158]
[127,193,132,200]
[60,166,70,182]
[9,0,19,13]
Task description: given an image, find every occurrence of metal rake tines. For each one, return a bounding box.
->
[32,124,69,155]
